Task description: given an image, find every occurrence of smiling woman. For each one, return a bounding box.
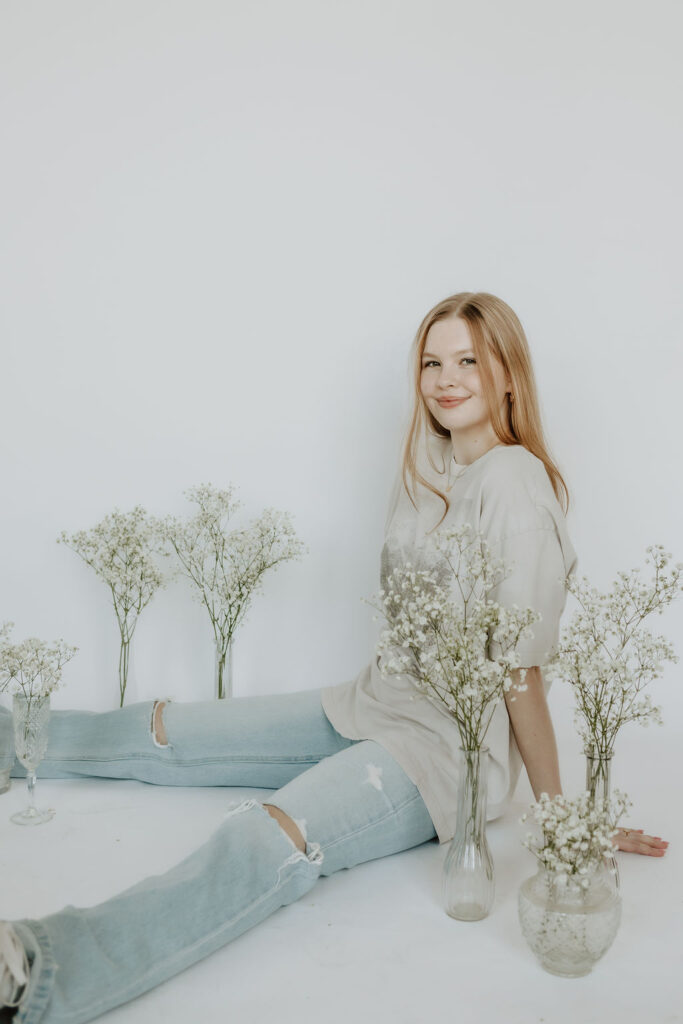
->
[0,291,668,1024]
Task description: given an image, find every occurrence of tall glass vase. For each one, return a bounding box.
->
[585,745,620,892]
[11,693,55,826]
[117,633,144,707]
[442,745,495,921]
[118,636,132,708]
[215,637,234,700]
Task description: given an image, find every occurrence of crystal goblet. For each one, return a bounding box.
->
[11,692,55,825]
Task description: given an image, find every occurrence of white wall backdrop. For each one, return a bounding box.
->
[1,0,681,779]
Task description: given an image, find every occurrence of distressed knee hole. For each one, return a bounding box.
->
[263,803,306,854]
[151,700,169,747]
[224,800,324,869]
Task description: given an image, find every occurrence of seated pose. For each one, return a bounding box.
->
[0,291,668,1023]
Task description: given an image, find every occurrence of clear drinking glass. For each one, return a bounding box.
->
[11,692,55,825]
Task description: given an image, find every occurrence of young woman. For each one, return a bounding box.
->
[0,291,668,1023]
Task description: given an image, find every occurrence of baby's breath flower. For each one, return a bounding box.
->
[521,789,632,884]
[0,621,78,702]
[363,523,542,753]
[58,506,166,706]
[544,544,682,759]
[158,484,307,698]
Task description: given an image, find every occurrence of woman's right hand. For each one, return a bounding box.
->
[612,828,669,856]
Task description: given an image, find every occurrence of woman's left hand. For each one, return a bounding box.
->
[612,828,669,856]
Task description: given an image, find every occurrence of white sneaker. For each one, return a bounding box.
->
[0,923,28,1009]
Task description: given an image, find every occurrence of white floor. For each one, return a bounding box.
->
[2,729,680,1024]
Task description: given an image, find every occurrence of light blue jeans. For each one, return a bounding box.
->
[0,690,437,1024]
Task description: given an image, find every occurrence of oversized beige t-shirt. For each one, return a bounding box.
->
[320,433,579,844]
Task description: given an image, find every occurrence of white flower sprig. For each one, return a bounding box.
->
[544,545,683,759]
[159,484,307,698]
[520,789,632,888]
[0,621,78,703]
[365,523,541,752]
[58,506,166,707]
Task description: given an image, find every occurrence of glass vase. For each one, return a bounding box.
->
[0,703,13,795]
[215,637,234,700]
[11,693,55,826]
[585,745,620,892]
[118,636,131,708]
[518,861,621,976]
[118,629,142,707]
[442,745,495,921]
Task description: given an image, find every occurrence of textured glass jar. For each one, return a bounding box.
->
[518,861,621,976]
[442,745,494,921]
[585,746,620,892]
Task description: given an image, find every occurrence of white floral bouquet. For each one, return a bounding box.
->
[520,789,632,888]
[0,621,78,703]
[368,523,541,752]
[544,545,683,760]
[58,506,166,706]
[158,483,307,698]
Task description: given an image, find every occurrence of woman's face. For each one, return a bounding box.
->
[419,316,510,441]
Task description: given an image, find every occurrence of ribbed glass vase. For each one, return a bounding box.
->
[442,745,495,921]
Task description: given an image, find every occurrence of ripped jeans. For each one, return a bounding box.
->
[0,689,437,1024]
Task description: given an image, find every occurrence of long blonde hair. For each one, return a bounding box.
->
[401,291,570,530]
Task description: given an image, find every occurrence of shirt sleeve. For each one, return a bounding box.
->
[484,514,570,667]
